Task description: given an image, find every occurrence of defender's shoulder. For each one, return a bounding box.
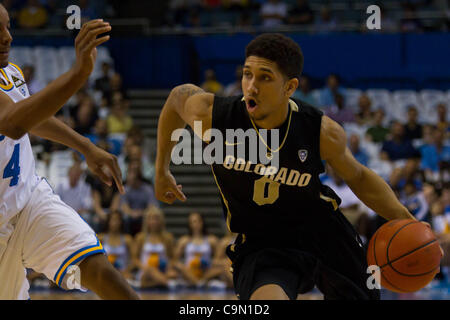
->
[7,62,25,80]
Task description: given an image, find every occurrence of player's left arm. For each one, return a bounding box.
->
[30,116,124,194]
[320,115,415,221]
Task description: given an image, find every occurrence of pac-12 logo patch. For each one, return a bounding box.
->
[298,149,308,162]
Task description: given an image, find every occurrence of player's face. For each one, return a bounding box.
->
[242,56,296,123]
[0,6,12,68]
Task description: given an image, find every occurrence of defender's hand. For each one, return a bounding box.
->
[155,171,186,204]
[84,144,124,194]
[73,19,111,78]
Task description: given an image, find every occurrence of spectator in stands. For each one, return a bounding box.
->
[22,65,44,95]
[119,142,155,182]
[110,72,126,98]
[420,127,450,179]
[399,3,424,32]
[422,124,435,145]
[98,210,134,279]
[223,65,243,97]
[436,103,448,132]
[107,97,134,135]
[134,206,177,288]
[404,106,423,141]
[366,109,389,143]
[380,123,421,188]
[56,162,93,224]
[323,164,372,244]
[287,0,314,26]
[95,62,113,97]
[260,0,288,28]
[355,94,374,127]
[314,6,337,34]
[73,96,99,136]
[325,93,355,125]
[400,180,429,222]
[17,0,48,29]
[98,95,111,119]
[87,159,121,233]
[121,163,159,236]
[423,183,450,275]
[85,119,122,156]
[127,125,156,163]
[173,212,218,287]
[389,149,424,189]
[293,75,317,106]
[349,133,369,167]
[381,120,420,163]
[201,69,223,95]
[318,74,346,108]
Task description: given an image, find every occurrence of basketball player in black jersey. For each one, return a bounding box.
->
[155,34,442,300]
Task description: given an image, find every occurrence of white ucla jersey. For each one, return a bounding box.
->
[0,62,40,226]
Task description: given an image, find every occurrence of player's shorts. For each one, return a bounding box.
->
[227,212,381,300]
[0,178,105,299]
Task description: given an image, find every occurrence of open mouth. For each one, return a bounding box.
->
[247,98,258,112]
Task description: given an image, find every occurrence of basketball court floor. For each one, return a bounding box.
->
[29,283,450,300]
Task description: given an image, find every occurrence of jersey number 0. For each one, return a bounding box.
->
[253,176,280,205]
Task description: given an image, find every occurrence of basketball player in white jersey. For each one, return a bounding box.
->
[0,5,139,299]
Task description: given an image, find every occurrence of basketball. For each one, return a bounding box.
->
[367,219,442,293]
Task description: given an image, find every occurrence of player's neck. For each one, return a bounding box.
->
[253,101,290,130]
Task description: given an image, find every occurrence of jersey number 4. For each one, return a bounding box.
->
[3,143,21,187]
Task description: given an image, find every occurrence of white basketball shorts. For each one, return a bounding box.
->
[0,178,105,299]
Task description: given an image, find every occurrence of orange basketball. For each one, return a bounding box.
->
[367,219,442,293]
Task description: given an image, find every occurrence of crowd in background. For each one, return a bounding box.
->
[3,0,450,32]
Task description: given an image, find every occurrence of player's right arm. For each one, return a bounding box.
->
[155,84,214,204]
[0,19,111,139]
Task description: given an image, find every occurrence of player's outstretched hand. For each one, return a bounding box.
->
[73,19,111,78]
[84,144,125,194]
[155,171,186,204]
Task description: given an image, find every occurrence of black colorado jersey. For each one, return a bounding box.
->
[211,96,343,241]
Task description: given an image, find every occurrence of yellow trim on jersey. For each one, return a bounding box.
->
[0,69,13,90]
[9,62,25,79]
[319,193,339,211]
[211,165,232,233]
[54,242,104,286]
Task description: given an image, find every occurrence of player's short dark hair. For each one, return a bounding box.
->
[245,33,303,80]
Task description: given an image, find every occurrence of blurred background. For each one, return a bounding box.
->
[4,0,450,299]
